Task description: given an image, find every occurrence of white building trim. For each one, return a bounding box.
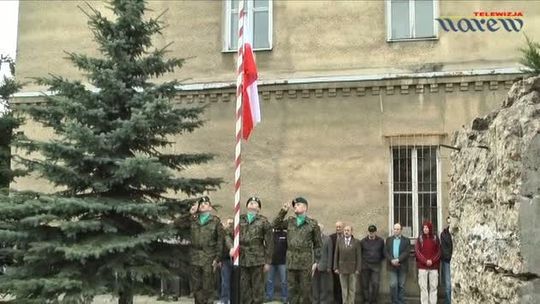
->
[14,67,524,98]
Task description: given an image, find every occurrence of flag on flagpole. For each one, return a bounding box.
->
[241,40,260,140]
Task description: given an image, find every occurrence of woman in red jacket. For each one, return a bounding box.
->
[415,221,441,304]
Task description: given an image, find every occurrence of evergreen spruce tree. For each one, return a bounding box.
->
[0,1,221,303]
[0,55,23,190]
[0,55,23,278]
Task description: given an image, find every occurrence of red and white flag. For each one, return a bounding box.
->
[241,42,260,140]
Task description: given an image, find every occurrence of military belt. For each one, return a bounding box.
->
[289,246,312,250]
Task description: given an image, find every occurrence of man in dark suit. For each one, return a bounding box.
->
[329,221,344,304]
[333,225,361,304]
[385,223,411,304]
[313,223,334,304]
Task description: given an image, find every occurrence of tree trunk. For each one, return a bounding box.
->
[118,288,134,304]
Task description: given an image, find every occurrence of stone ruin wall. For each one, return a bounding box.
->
[449,76,540,303]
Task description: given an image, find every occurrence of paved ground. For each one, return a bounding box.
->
[92,295,421,303]
[93,296,284,303]
[1,295,282,304]
[2,295,420,303]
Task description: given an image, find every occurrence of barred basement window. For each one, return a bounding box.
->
[390,145,441,238]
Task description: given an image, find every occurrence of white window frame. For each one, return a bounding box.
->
[388,146,442,238]
[223,0,273,52]
[385,0,439,42]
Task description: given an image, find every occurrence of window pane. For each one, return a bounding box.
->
[418,192,438,234]
[417,146,437,192]
[393,147,412,192]
[253,11,269,49]
[415,0,434,37]
[391,0,410,39]
[254,0,269,9]
[231,0,239,10]
[230,12,238,50]
[394,193,413,237]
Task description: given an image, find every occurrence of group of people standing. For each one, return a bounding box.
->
[175,195,320,304]
[176,196,453,304]
[330,222,386,304]
[315,218,453,304]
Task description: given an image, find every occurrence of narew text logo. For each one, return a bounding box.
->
[436,11,524,33]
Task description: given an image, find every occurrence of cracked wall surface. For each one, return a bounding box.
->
[449,76,540,303]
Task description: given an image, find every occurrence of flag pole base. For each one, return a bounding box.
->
[231,265,241,304]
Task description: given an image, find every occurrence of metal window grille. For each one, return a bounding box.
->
[388,135,443,237]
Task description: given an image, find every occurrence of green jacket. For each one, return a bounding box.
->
[231,214,273,267]
[273,209,322,270]
[175,213,224,267]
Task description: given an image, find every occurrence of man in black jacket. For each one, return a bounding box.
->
[265,228,288,303]
[360,225,385,304]
[440,216,453,304]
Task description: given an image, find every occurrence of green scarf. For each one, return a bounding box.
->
[247,212,257,224]
[199,212,211,225]
[296,214,306,227]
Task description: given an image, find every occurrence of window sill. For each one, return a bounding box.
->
[221,47,273,53]
[386,37,439,43]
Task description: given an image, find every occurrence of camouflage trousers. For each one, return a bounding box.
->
[241,265,265,304]
[288,269,312,304]
[191,264,215,304]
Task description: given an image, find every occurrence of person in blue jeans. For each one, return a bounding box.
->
[265,228,288,303]
[440,216,453,304]
[220,258,232,304]
[220,218,234,304]
[385,223,411,304]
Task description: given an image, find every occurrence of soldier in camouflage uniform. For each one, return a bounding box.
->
[175,196,224,304]
[227,196,273,304]
[273,197,322,304]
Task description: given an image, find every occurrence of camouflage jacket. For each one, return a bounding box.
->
[273,209,322,270]
[175,213,224,267]
[225,214,273,267]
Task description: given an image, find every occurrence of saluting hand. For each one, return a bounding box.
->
[281,202,290,212]
[189,204,198,215]
[311,263,318,277]
[212,259,220,272]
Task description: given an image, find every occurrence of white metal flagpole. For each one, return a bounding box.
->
[231,1,246,303]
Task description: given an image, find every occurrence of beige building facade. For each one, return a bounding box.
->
[12,0,540,298]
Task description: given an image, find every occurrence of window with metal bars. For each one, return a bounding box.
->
[390,146,440,238]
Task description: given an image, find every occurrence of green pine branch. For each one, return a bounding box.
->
[519,34,540,75]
